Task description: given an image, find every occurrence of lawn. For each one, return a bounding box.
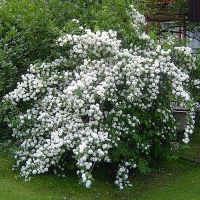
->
[1,134,200,200]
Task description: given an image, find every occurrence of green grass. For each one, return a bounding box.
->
[1,135,200,200]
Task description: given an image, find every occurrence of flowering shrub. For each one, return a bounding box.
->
[2,5,198,189]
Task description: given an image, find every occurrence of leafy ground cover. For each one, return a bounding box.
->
[1,133,200,200]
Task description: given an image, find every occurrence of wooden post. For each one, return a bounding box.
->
[178,26,182,39]
[183,18,186,38]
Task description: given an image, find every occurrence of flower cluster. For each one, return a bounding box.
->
[115,161,136,189]
[127,5,146,37]
[2,5,198,189]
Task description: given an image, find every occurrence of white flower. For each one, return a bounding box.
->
[82,173,87,182]
[86,180,91,188]
[182,138,190,144]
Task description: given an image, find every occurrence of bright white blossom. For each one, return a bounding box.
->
[2,5,198,189]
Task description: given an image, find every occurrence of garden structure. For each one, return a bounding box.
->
[146,0,200,39]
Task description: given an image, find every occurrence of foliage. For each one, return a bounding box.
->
[1,1,199,189]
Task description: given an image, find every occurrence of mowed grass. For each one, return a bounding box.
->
[1,134,200,200]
